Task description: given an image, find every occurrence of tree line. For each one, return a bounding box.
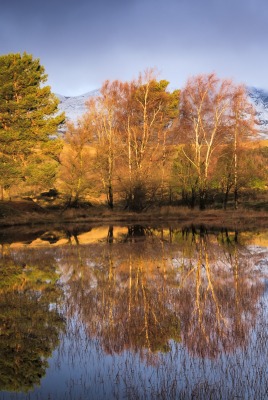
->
[0,53,267,210]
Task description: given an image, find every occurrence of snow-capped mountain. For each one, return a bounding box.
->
[56,87,268,138]
[56,89,99,123]
[247,87,268,138]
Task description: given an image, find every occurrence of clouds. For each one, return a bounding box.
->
[1,0,268,95]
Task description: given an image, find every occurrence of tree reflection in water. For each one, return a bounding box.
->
[1,225,267,399]
[177,226,261,358]
[60,225,264,361]
[0,250,65,392]
[62,236,181,358]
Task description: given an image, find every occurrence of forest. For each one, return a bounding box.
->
[0,52,267,213]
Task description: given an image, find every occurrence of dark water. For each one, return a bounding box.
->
[1,224,268,399]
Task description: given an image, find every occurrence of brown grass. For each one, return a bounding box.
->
[1,200,268,230]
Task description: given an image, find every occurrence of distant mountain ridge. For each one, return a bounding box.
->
[56,90,99,123]
[247,87,268,138]
[56,87,268,138]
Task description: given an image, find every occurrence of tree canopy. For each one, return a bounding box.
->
[0,52,64,198]
[0,56,265,210]
[72,70,180,210]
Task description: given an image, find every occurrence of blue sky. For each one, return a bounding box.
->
[1,0,268,95]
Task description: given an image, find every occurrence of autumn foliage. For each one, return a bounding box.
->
[0,54,266,210]
[58,71,265,210]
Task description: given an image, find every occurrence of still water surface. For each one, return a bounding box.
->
[1,224,268,399]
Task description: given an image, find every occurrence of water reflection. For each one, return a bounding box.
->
[68,252,181,356]
[0,251,65,392]
[61,226,264,361]
[0,225,268,398]
[176,227,260,358]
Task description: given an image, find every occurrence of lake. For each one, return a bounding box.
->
[1,224,268,399]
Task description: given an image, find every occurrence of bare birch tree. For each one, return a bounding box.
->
[179,73,256,209]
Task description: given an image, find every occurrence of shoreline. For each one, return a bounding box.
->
[1,201,268,230]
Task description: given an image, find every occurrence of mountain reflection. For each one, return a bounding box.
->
[59,225,265,360]
[0,251,65,392]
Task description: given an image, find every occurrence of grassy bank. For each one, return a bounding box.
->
[1,200,268,230]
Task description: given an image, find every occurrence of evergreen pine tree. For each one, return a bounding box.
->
[0,52,64,198]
